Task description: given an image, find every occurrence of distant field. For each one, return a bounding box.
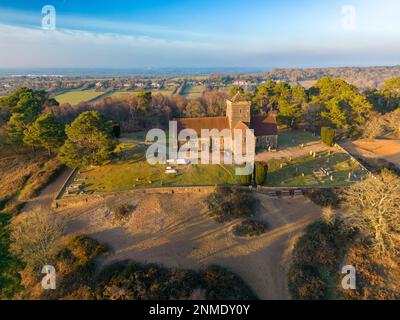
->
[55,90,104,104]
[181,85,206,98]
[109,89,175,100]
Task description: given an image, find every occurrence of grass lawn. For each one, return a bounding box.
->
[77,158,237,192]
[265,151,366,187]
[278,129,320,149]
[55,90,105,104]
[73,138,237,193]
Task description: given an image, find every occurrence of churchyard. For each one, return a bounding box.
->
[62,129,367,197]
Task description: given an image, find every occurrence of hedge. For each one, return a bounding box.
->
[321,127,336,147]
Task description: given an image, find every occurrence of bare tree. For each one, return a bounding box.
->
[341,170,400,258]
[11,206,65,272]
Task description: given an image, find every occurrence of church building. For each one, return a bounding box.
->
[176,93,278,153]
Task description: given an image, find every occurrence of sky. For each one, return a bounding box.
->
[0,0,400,69]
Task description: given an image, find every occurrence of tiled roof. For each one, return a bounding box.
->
[250,113,278,136]
[177,116,230,135]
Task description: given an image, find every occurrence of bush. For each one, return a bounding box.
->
[288,219,354,300]
[236,173,252,186]
[96,261,201,300]
[17,234,258,300]
[66,235,108,264]
[232,219,267,237]
[201,265,258,300]
[111,204,135,223]
[321,127,336,146]
[306,188,341,208]
[254,162,267,185]
[206,189,258,223]
[338,239,400,300]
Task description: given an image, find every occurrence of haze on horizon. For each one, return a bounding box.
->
[1,0,400,69]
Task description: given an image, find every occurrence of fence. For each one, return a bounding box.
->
[52,168,78,208]
[334,143,371,174]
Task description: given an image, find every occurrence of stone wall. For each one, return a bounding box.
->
[256,135,278,149]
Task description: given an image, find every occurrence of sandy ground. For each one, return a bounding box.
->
[57,191,322,300]
[342,138,400,168]
[256,141,333,163]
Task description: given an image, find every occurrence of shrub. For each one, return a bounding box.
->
[111,204,135,223]
[206,189,258,223]
[338,239,400,300]
[233,219,267,237]
[236,174,252,186]
[288,264,327,300]
[200,265,258,300]
[288,219,354,300]
[321,127,336,146]
[96,261,201,300]
[254,162,267,185]
[306,188,341,208]
[66,235,108,264]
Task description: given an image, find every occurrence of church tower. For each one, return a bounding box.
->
[226,92,251,129]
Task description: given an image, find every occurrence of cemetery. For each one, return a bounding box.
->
[264,150,367,187]
[60,130,368,197]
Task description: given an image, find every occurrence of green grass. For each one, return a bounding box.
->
[278,129,320,149]
[181,85,206,98]
[265,151,366,187]
[77,160,237,192]
[55,90,105,104]
[72,138,237,193]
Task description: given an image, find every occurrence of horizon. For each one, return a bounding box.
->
[1,0,400,69]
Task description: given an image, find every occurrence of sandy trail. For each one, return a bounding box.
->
[22,168,73,211]
[59,191,322,300]
[342,139,400,168]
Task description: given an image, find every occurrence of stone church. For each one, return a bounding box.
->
[177,92,278,152]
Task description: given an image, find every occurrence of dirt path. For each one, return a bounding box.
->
[23,168,73,211]
[58,191,322,300]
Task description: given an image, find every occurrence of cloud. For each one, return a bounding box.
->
[0,23,233,68]
[0,12,400,69]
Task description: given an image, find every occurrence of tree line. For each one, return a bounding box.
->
[1,77,399,168]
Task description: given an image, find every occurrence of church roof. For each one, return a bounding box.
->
[250,113,278,136]
[177,116,229,135]
[176,113,278,137]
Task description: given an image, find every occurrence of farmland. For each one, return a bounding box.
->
[181,84,206,98]
[54,90,105,104]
